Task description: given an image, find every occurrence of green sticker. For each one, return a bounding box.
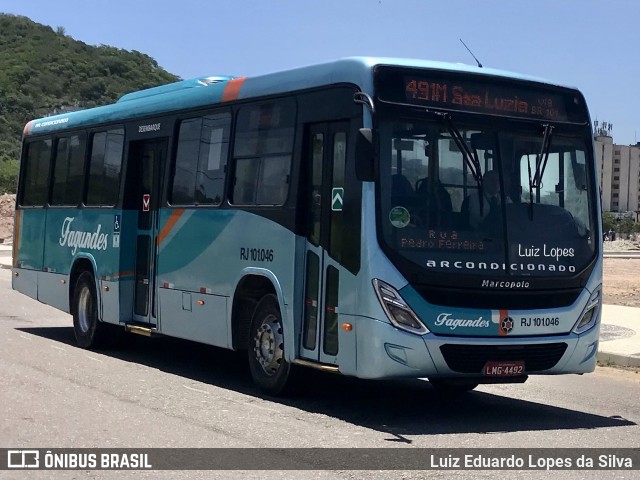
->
[389,206,410,228]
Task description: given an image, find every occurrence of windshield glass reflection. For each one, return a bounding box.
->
[379,118,595,278]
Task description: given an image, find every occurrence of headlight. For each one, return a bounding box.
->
[573,285,601,334]
[373,279,429,335]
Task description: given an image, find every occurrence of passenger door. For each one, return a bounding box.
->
[128,139,167,325]
[300,123,349,364]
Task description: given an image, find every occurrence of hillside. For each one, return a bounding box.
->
[0,13,180,193]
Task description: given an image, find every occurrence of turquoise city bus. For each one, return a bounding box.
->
[12,58,602,394]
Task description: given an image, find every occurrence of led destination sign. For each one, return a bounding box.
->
[375,67,587,123]
[403,78,565,119]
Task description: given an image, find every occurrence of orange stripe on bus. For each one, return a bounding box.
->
[222,77,246,102]
[23,121,33,136]
[102,270,136,280]
[157,209,185,246]
[499,309,509,336]
[12,210,22,267]
[111,270,135,279]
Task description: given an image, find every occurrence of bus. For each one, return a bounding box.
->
[13,57,602,395]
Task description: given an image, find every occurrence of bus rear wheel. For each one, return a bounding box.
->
[248,294,293,395]
[72,271,106,349]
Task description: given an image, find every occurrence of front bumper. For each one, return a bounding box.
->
[346,315,600,380]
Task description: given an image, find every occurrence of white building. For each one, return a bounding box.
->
[594,134,640,218]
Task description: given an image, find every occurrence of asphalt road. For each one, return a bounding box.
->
[1,265,639,480]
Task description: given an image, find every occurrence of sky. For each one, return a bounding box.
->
[2,0,639,145]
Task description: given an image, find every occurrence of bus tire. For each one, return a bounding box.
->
[248,294,293,395]
[72,271,105,349]
[429,379,478,395]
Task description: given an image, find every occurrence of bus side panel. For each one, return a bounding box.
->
[159,289,228,348]
[12,208,47,300]
[99,279,119,322]
[40,209,131,322]
[14,209,46,271]
[99,278,135,325]
[155,208,233,345]
[156,209,295,348]
[37,272,69,312]
[12,268,38,301]
[39,210,71,310]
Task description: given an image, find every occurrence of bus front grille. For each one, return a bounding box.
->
[413,285,583,310]
[439,343,568,374]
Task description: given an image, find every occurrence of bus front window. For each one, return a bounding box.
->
[378,118,596,280]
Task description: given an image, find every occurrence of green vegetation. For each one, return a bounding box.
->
[0,159,19,194]
[0,13,179,193]
[603,212,640,236]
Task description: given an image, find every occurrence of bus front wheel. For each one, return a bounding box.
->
[248,294,293,395]
[72,271,105,349]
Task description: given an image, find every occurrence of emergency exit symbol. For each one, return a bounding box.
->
[331,188,344,211]
[142,194,150,212]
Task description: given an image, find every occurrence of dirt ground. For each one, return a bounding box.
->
[0,194,638,306]
[602,258,640,307]
[602,238,640,307]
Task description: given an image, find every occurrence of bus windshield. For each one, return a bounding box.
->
[378,117,596,278]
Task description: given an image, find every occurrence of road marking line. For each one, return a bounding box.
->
[50,345,66,352]
[85,355,103,363]
[19,335,32,341]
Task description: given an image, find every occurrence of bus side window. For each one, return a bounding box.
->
[233,158,259,205]
[231,100,295,206]
[196,117,230,204]
[171,118,200,205]
[86,128,124,207]
[20,138,52,207]
[170,113,230,206]
[257,155,289,205]
[51,134,86,206]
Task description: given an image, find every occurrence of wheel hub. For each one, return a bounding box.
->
[253,314,284,376]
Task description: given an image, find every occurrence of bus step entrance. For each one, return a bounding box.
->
[125,322,158,337]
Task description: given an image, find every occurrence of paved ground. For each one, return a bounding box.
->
[2,243,640,478]
[0,243,637,368]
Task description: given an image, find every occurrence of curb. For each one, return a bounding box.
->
[596,351,640,368]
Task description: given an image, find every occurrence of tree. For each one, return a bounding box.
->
[602,212,616,233]
[0,13,180,193]
[0,160,19,194]
[603,212,640,237]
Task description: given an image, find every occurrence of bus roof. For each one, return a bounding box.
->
[23,57,576,136]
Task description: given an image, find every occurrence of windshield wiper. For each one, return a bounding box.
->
[531,123,554,190]
[438,112,483,190]
[526,156,535,220]
[527,123,554,219]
